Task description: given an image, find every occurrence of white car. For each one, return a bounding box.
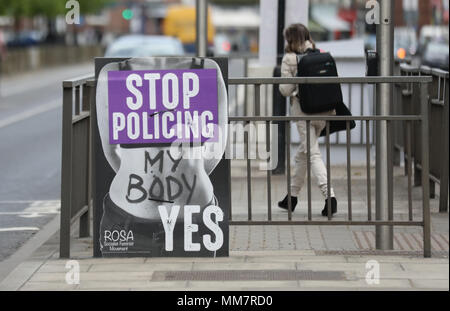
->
[105,35,185,57]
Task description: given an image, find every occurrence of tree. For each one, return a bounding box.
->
[209,0,258,5]
[0,0,111,18]
[0,0,111,43]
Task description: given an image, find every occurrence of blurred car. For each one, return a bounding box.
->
[163,5,215,54]
[418,25,449,55]
[104,35,185,57]
[364,28,418,60]
[394,27,418,60]
[7,30,44,47]
[364,33,376,51]
[421,40,449,71]
[213,33,231,56]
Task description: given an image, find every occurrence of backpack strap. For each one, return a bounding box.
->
[306,48,320,54]
[296,53,306,65]
[295,48,320,65]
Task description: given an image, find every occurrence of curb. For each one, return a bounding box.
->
[0,215,60,291]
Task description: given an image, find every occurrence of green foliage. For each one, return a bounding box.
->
[209,0,259,5]
[0,0,32,17]
[0,0,111,17]
[79,0,112,15]
[31,0,66,17]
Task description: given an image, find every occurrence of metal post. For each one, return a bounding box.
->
[79,83,91,238]
[196,0,208,57]
[421,82,431,258]
[440,77,449,213]
[255,84,261,116]
[286,122,292,221]
[277,0,286,62]
[272,66,286,175]
[375,0,394,250]
[266,120,272,221]
[246,121,252,221]
[60,86,73,258]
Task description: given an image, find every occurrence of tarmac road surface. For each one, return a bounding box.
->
[0,63,92,262]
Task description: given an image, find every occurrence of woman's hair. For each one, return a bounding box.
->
[284,23,316,53]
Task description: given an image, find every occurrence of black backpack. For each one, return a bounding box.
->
[296,49,343,114]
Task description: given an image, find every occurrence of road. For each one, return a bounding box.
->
[0,63,92,262]
[0,59,248,264]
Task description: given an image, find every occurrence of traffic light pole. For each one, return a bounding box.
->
[375,0,394,250]
[196,0,208,57]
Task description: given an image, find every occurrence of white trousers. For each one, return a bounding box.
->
[290,119,336,198]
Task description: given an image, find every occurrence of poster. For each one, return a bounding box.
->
[93,57,229,257]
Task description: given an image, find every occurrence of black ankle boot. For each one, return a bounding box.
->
[321,197,337,217]
[278,195,298,212]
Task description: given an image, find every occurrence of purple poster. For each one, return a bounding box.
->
[107,69,218,145]
[95,57,229,258]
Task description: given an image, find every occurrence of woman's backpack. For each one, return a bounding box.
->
[296,49,343,114]
[319,101,356,137]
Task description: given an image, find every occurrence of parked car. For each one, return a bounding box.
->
[365,27,418,60]
[104,35,185,57]
[163,5,215,54]
[394,27,418,60]
[213,33,231,56]
[421,40,449,71]
[7,30,44,48]
[364,33,376,52]
[417,25,449,56]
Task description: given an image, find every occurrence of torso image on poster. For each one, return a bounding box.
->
[95,57,228,257]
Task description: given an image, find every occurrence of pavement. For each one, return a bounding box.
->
[0,166,448,291]
[0,63,92,273]
[0,62,447,291]
[0,233,448,291]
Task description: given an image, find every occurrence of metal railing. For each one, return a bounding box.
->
[60,72,441,258]
[227,75,433,257]
[228,55,381,147]
[395,64,449,213]
[60,74,95,258]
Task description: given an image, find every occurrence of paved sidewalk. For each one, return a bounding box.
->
[0,165,447,291]
[0,233,448,291]
[229,164,449,252]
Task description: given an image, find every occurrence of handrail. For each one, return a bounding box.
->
[420,65,433,75]
[65,75,433,87]
[228,76,432,85]
[63,74,95,88]
[431,68,450,78]
[229,116,422,122]
[86,79,96,87]
[399,63,421,73]
[72,111,90,124]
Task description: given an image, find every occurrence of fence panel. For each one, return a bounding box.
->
[60,75,94,258]
[227,75,432,257]
[60,73,438,258]
[399,65,449,211]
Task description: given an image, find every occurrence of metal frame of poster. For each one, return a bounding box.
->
[92,57,230,258]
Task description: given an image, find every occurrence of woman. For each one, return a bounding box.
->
[277,23,337,217]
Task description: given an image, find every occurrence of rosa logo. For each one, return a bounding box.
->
[104,230,134,242]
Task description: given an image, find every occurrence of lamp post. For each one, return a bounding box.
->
[196,0,208,57]
[375,0,394,250]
